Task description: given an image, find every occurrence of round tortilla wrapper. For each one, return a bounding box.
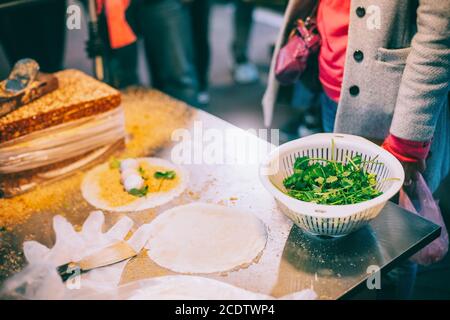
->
[81,157,188,212]
[145,203,267,274]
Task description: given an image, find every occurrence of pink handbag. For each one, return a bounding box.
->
[399,172,449,266]
[275,17,321,85]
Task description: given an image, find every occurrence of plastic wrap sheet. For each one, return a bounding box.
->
[0,107,125,173]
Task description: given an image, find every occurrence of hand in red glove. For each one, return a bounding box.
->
[382,134,431,186]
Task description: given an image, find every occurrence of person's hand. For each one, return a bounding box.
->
[402,159,426,186]
[378,134,430,187]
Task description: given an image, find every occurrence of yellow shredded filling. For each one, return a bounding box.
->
[97,161,180,207]
[98,167,136,207]
[139,162,181,193]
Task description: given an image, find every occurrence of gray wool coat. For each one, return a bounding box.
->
[262,0,450,192]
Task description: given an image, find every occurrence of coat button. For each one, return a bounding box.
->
[349,85,360,96]
[353,50,364,62]
[356,7,366,17]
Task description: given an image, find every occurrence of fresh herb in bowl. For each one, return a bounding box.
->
[283,153,383,205]
[154,170,176,192]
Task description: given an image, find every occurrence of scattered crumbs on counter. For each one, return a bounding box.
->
[121,88,193,159]
[0,89,193,229]
[0,172,84,228]
[0,230,26,283]
[120,249,174,285]
[127,209,157,225]
[187,190,200,200]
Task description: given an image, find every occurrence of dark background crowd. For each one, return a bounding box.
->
[0,0,316,138]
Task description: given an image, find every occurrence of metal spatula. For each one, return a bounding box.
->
[0,59,58,117]
[57,241,137,282]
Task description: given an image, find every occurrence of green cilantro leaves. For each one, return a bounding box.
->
[154,171,176,180]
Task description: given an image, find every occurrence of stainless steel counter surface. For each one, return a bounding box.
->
[0,93,440,299]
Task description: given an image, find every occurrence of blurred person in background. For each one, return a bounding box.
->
[186,0,211,107]
[0,48,8,79]
[264,0,450,298]
[280,80,322,141]
[86,0,140,88]
[88,0,200,105]
[279,54,322,142]
[184,0,260,106]
[265,0,449,194]
[136,0,200,106]
[0,0,67,73]
[232,0,260,84]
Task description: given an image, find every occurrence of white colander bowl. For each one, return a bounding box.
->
[259,133,404,237]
